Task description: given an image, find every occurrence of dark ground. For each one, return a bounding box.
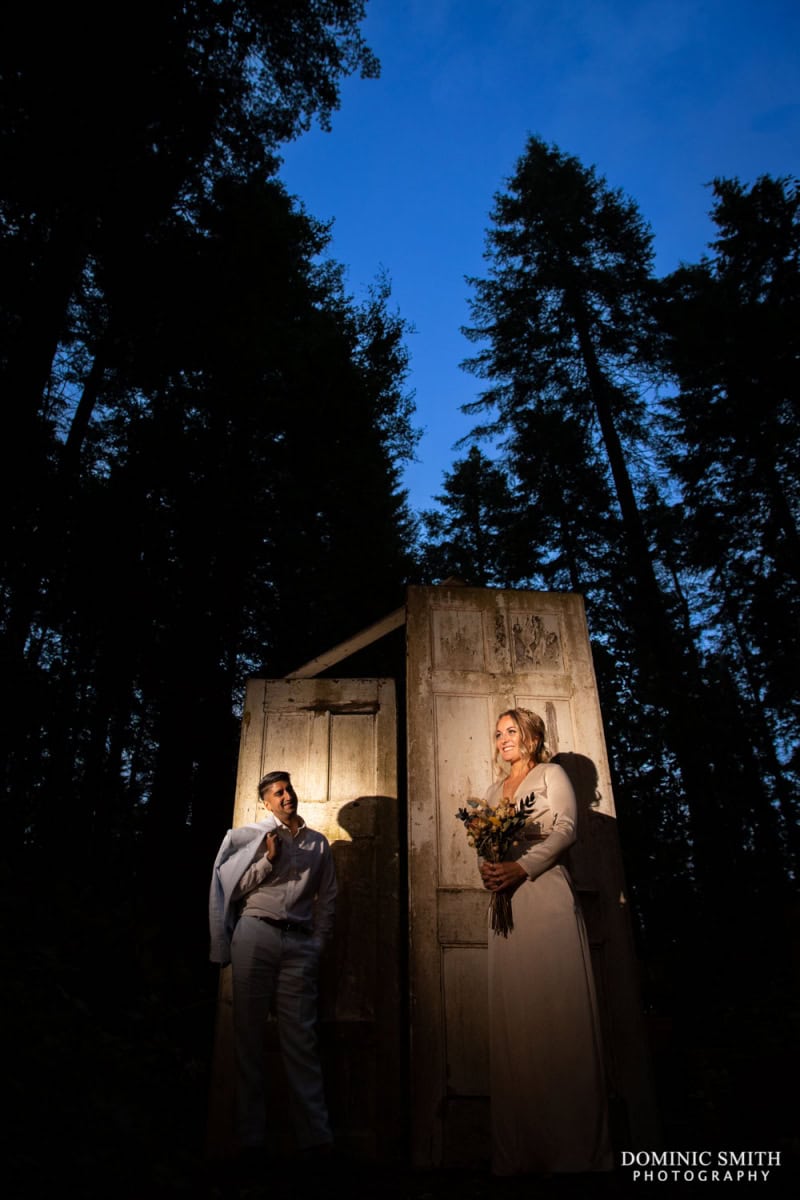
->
[8,999,799,1200]
[6,872,799,1199]
[85,1152,800,1200]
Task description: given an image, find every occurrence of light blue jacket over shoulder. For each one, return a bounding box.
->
[208,817,279,965]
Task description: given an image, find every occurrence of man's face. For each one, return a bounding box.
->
[262,779,298,825]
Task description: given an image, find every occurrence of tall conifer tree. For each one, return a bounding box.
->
[660,175,800,872]
[461,136,773,908]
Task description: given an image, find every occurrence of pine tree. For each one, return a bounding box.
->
[659,175,800,873]
[461,136,776,908]
[0,1,380,657]
[0,1,418,872]
[418,446,517,586]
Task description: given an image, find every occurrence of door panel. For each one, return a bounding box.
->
[443,946,489,1094]
[434,692,498,886]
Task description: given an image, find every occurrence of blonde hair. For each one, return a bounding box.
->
[495,708,550,771]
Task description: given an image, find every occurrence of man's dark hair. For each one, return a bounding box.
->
[257,770,292,799]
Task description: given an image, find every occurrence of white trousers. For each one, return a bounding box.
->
[230,914,332,1150]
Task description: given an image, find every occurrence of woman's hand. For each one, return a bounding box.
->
[480,860,527,892]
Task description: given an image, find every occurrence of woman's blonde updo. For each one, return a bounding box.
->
[496,707,550,771]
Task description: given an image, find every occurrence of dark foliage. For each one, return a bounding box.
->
[0,8,419,1189]
[0,0,413,857]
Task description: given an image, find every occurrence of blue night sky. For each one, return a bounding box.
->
[278,0,800,513]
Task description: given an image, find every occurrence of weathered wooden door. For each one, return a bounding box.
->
[406,584,658,1166]
[208,676,401,1161]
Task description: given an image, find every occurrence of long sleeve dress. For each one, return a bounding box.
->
[485,761,612,1176]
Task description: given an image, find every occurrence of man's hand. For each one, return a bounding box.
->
[480,860,527,892]
[265,832,280,863]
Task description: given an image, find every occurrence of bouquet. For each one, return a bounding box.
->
[456,794,536,936]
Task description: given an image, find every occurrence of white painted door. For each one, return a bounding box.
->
[208,676,400,1160]
[406,585,657,1165]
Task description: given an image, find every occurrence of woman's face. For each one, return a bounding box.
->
[496,715,526,766]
